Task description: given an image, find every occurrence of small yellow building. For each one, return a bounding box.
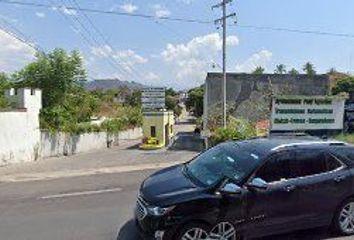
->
[141,111,175,149]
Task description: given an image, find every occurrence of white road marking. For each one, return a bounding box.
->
[38,187,122,200]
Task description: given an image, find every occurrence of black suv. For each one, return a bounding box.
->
[135,137,354,240]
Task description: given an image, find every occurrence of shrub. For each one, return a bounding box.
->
[210,118,256,146]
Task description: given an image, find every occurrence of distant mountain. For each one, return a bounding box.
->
[84,79,146,91]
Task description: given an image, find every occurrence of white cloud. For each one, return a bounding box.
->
[177,0,195,4]
[0,29,36,72]
[35,12,46,18]
[119,3,138,13]
[235,50,273,73]
[152,4,171,18]
[91,45,148,72]
[145,72,160,81]
[160,33,239,88]
[61,6,77,15]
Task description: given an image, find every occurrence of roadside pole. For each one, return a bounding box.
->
[213,0,236,128]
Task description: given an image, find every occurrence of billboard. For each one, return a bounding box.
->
[142,87,166,110]
[271,96,346,131]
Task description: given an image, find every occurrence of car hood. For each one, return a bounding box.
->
[140,164,207,206]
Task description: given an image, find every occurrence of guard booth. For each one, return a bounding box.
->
[140,87,175,149]
[141,111,175,149]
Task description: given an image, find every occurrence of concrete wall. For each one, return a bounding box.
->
[0,111,41,165]
[0,88,142,165]
[40,128,142,158]
[205,73,330,127]
[0,88,42,165]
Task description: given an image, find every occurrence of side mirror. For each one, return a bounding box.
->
[220,183,242,195]
[247,178,268,191]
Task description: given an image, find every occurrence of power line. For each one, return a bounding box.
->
[235,24,354,39]
[68,0,146,81]
[0,0,211,24]
[54,0,139,82]
[2,0,354,40]
[0,18,43,53]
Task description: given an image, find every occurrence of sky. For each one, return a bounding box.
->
[1,0,354,90]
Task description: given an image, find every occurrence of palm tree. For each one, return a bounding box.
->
[288,68,299,75]
[303,62,316,76]
[253,66,265,75]
[274,64,287,74]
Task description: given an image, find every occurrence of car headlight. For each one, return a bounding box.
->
[147,206,175,216]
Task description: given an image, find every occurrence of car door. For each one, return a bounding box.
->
[291,148,351,227]
[245,150,302,237]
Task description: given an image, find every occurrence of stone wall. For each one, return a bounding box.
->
[204,73,330,127]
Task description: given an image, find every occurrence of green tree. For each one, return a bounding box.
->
[0,73,11,108]
[15,48,86,108]
[288,68,299,75]
[165,88,177,97]
[332,77,354,98]
[253,66,265,75]
[186,86,204,117]
[303,62,316,76]
[14,49,100,131]
[126,90,141,107]
[274,64,287,74]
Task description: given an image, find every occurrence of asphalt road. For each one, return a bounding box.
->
[0,166,352,240]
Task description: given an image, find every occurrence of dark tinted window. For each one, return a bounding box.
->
[293,150,342,178]
[326,154,342,170]
[332,147,354,162]
[256,151,292,183]
[294,150,327,177]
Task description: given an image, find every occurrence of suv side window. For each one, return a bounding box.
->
[256,151,292,183]
[326,153,343,171]
[293,150,342,178]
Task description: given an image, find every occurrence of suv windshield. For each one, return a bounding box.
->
[185,143,261,187]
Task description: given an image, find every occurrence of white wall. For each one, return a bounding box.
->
[0,88,42,165]
[0,88,143,165]
[0,111,40,164]
[40,128,143,159]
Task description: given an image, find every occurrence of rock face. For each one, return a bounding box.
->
[84,79,146,91]
[205,73,330,124]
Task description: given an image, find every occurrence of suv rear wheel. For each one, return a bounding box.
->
[335,198,354,235]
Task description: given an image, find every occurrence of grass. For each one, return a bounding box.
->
[333,134,354,144]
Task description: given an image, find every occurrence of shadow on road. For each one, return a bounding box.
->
[117,220,339,240]
[117,219,141,240]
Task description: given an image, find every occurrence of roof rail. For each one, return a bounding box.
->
[271,141,346,151]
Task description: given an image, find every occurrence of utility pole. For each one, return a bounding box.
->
[213,0,236,128]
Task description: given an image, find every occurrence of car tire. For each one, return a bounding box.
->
[174,222,210,240]
[209,221,240,240]
[334,198,354,236]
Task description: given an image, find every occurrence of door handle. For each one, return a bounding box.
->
[334,175,346,183]
[284,185,296,192]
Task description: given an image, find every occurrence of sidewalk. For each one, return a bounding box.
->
[0,140,197,183]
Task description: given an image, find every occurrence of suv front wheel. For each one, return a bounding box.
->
[175,222,209,240]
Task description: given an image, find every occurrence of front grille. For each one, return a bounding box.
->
[135,196,147,220]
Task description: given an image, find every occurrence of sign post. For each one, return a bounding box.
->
[271,95,347,132]
[142,87,166,110]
